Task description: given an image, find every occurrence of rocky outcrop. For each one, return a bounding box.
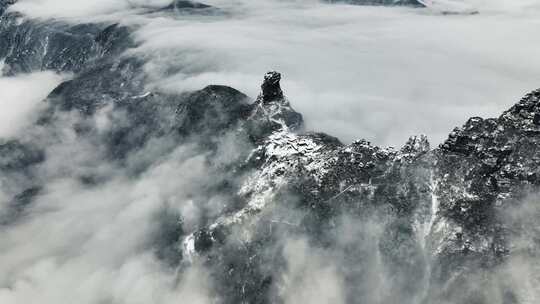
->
[179,73,540,303]
[246,71,304,139]
[0,0,15,16]
[146,0,222,15]
[0,7,133,75]
[161,0,212,11]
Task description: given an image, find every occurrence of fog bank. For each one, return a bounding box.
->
[8,0,540,145]
[0,72,64,138]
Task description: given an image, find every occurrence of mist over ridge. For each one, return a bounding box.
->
[6,0,540,146]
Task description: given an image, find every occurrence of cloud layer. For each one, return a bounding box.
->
[134,0,540,146]
[0,71,64,138]
[8,0,540,146]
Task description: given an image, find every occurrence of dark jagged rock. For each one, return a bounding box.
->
[180,75,540,303]
[31,66,540,304]
[421,89,540,301]
[325,0,424,7]
[0,187,41,226]
[0,140,45,172]
[43,64,254,161]
[0,0,15,16]
[247,72,304,139]
[0,11,133,75]
[46,57,146,115]
[93,23,133,57]
[0,141,44,224]
[175,85,252,137]
[260,71,284,103]
[164,0,212,10]
[150,0,220,15]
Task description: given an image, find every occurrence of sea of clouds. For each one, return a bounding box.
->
[8,0,540,146]
[1,1,540,303]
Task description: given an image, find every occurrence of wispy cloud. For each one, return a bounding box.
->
[0,71,64,138]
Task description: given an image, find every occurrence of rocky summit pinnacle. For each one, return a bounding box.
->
[260,71,284,103]
[246,71,304,135]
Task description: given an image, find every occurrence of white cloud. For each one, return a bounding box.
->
[132,0,540,146]
[8,0,540,145]
[0,72,64,139]
[10,0,171,19]
[279,238,345,304]
[0,123,217,303]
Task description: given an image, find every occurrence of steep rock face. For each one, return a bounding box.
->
[181,74,540,303]
[175,85,252,137]
[184,89,435,303]
[247,71,304,139]
[0,11,132,75]
[426,89,540,302]
[0,0,15,16]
